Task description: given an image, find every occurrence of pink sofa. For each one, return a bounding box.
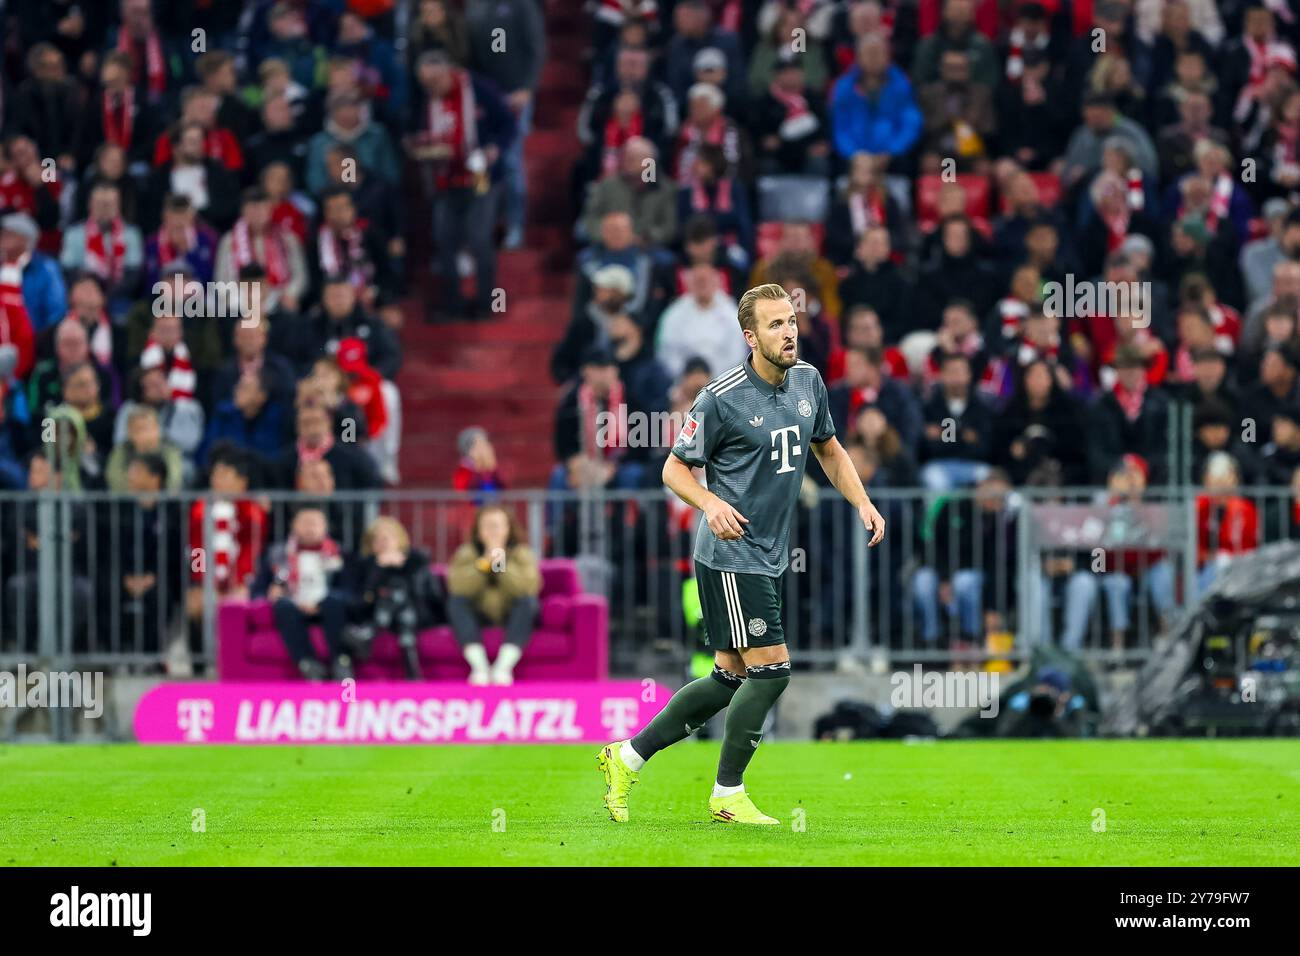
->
[217,559,609,681]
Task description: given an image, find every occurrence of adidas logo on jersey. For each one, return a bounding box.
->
[748,415,764,427]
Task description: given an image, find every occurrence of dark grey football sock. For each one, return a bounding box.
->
[629,665,744,761]
[716,661,791,787]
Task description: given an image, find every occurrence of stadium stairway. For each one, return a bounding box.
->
[396,0,585,490]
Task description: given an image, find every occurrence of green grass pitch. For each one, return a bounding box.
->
[1,740,1297,866]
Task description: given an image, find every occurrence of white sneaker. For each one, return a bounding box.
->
[491,643,523,686]
[469,666,492,686]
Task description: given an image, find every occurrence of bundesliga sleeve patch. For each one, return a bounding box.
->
[677,413,699,445]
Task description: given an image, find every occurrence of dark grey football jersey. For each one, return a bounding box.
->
[670,356,835,576]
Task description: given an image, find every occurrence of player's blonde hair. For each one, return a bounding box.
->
[736,283,791,333]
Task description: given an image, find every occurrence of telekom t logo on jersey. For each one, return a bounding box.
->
[769,425,802,474]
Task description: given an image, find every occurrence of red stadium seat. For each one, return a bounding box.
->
[915,174,992,233]
[755,221,827,263]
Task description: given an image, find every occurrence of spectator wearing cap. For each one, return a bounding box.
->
[466,0,547,250]
[581,137,679,248]
[663,0,745,109]
[305,89,401,197]
[575,210,673,327]
[333,338,402,486]
[0,212,66,335]
[454,426,503,494]
[1240,200,1292,307]
[144,194,218,289]
[59,181,143,320]
[200,367,286,468]
[144,121,240,232]
[654,263,747,379]
[1174,345,1239,416]
[407,50,517,321]
[552,262,637,384]
[1087,345,1171,483]
[752,52,831,176]
[577,45,680,183]
[551,346,648,493]
[300,276,401,381]
[215,188,308,315]
[829,34,923,161]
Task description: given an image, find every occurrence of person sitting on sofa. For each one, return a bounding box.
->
[349,516,442,680]
[446,504,541,686]
[250,506,355,681]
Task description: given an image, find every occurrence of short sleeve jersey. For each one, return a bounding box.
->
[670,357,835,576]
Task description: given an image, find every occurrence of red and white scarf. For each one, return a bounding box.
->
[317,225,370,290]
[848,188,887,236]
[425,67,479,190]
[579,380,625,460]
[691,176,733,214]
[283,535,342,603]
[84,218,126,284]
[595,0,659,25]
[1206,173,1234,233]
[67,309,113,368]
[117,25,166,99]
[601,110,643,178]
[140,336,195,399]
[1127,167,1144,210]
[156,224,196,269]
[1114,378,1147,423]
[676,116,727,187]
[233,219,290,287]
[297,431,335,464]
[103,88,135,148]
[997,297,1030,339]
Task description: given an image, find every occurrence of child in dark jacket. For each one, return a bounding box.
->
[349,517,441,679]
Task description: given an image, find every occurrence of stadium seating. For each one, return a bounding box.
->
[217,559,609,682]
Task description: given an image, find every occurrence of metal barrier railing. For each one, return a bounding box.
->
[1,485,1293,672]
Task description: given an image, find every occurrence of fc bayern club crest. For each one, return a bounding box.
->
[747,618,768,637]
[797,399,812,417]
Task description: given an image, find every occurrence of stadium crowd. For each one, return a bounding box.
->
[480,0,1300,652]
[0,0,547,670]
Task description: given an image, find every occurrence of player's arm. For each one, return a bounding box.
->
[812,436,885,546]
[663,388,748,540]
[662,453,749,540]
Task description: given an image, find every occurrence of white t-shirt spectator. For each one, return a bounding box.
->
[655,288,747,379]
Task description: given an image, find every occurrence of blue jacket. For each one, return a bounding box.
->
[829,65,922,159]
[201,400,286,466]
[22,253,68,334]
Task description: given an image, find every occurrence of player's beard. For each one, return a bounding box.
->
[759,339,798,370]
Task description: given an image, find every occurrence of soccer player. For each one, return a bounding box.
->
[598,283,886,824]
